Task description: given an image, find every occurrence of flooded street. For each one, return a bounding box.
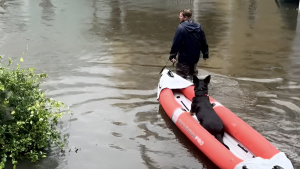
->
[1,0,300,168]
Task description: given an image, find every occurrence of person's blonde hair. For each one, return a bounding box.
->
[180,9,192,18]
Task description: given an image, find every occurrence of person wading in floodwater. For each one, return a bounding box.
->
[169,9,209,81]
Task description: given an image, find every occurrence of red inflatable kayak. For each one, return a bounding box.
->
[157,69,294,169]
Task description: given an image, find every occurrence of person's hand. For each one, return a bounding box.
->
[203,53,209,60]
[170,58,177,63]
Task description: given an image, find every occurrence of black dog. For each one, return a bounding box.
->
[190,75,229,149]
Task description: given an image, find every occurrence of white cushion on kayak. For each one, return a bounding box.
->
[157,69,193,99]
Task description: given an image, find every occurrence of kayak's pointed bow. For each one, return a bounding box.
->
[234,152,294,169]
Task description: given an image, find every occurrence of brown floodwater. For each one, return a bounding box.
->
[0,0,299,168]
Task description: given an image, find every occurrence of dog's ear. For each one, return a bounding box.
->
[193,75,199,85]
[204,75,211,84]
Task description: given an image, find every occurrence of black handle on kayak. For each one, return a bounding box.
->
[167,70,174,77]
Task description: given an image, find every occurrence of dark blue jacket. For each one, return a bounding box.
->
[169,20,209,65]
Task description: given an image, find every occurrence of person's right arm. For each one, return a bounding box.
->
[169,26,183,62]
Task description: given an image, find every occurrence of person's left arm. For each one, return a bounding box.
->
[199,25,209,59]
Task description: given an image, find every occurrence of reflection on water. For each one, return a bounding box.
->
[39,0,55,23]
[0,0,299,168]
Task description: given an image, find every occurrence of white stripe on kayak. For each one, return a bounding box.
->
[171,108,185,124]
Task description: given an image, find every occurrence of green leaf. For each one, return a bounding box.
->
[0,85,4,91]
[8,58,12,66]
[0,162,4,169]
[39,73,47,78]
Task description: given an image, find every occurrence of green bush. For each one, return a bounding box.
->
[0,56,68,169]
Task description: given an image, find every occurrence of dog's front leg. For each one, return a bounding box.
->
[189,111,195,116]
[190,101,197,116]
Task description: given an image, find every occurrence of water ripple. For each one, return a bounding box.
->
[236,77,283,83]
[272,99,300,117]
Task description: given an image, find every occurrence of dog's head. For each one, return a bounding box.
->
[193,75,211,95]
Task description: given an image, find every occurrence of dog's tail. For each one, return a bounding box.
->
[215,134,230,150]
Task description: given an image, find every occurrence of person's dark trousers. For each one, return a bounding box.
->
[176,62,198,81]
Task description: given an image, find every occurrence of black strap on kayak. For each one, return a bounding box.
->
[180,101,189,111]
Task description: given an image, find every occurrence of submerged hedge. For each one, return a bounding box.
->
[0,57,68,169]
